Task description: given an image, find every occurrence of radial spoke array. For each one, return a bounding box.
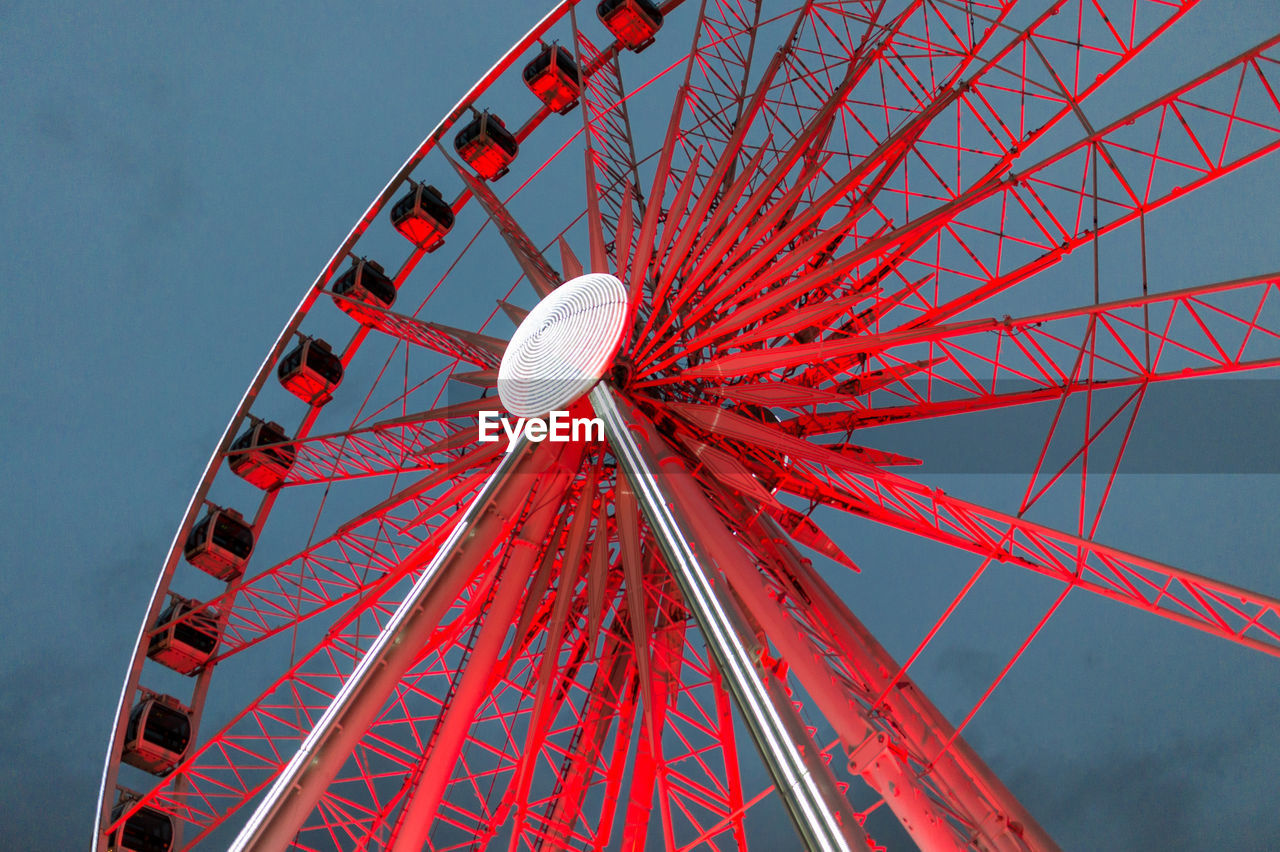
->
[101,2,1280,851]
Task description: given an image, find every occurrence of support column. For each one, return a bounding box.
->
[388,442,581,852]
[590,384,870,852]
[706,496,1004,850]
[230,437,562,852]
[769,524,1060,852]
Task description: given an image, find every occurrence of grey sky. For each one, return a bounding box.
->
[3,1,1279,850]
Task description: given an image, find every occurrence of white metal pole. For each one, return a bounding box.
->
[590,384,870,852]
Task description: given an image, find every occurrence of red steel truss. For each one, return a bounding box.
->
[99,2,1280,851]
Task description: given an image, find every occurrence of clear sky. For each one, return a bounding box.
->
[3,1,1279,850]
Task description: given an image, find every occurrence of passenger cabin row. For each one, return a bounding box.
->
[110,345,327,843]
[110,9,668,850]
[387,3,666,253]
[142,347,328,679]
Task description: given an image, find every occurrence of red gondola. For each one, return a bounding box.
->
[147,596,219,675]
[331,257,396,324]
[183,506,253,581]
[454,111,519,181]
[277,336,343,405]
[108,796,173,852]
[598,0,663,52]
[121,694,192,776]
[522,45,583,115]
[389,182,454,250]
[228,419,296,490]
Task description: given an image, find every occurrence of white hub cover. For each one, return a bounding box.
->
[498,272,629,417]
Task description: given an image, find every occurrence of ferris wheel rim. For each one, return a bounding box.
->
[93,2,586,846]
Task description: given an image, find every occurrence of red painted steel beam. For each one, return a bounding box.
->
[782,273,1280,432]
[752,509,1062,852]
[386,446,583,852]
[779,462,1280,657]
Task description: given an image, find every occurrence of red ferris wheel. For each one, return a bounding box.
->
[97,1,1280,850]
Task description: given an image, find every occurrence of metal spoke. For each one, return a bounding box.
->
[100,4,1280,851]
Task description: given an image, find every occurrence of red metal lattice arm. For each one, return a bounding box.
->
[276,399,503,486]
[669,273,1280,430]
[782,460,1280,657]
[871,34,1280,330]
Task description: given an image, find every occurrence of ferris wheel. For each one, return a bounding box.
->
[96,1,1280,850]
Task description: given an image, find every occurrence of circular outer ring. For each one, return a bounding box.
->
[498,272,629,417]
[94,5,590,844]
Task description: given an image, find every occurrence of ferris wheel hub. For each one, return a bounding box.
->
[498,272,629,417]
